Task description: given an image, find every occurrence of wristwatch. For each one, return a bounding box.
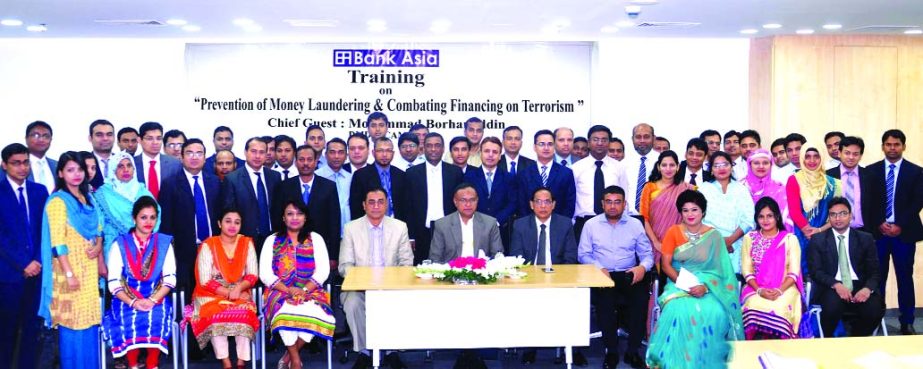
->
[65,271,74,278]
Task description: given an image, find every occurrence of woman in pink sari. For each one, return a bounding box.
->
[740,197,805,339]
[640,150,693,262]
[741,149,793,232]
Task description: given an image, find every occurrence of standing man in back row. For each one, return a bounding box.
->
[572,125,629,239]
[406,133,465,264]
[624,123,657,214]
[222,137,281,250]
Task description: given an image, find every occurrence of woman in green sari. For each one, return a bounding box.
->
[646,190,743,369]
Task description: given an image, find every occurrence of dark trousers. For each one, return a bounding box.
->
[817,290,884,337]
[0,278,42,369]
[876,236,917,324]
[574,216,594,242]
[592,271,650,354]
[412,223,435,265]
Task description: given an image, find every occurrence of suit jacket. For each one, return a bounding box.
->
[222,166,281,240]
[808,228,881,297]
[349,164,410,222]
[0,178,48,282]
[509,214,578,264]
[498,154,536,176]
[26,156,57,184]
[465,166,517,225]
[826,165,878,234]
[678,160,714,183]
[203,154,245,178]
[865,159,923,243]
[134,153,183,187]
[337,216,414,277]
[158,170,222,290]
[91,156,105,189]
[516,161,576,218]
[272,175,342,260]
[406,162,465,239]
[429,211,503,263]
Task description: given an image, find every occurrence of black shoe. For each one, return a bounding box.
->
[384,352,407,369]
[521,349,537,365]
[453,353,471,369]
[623,352,645,369]
[573,351,588,367]
[553,354,564,365]
[352,353,372,369]
[901,324,917,335]
[602,353,619,369]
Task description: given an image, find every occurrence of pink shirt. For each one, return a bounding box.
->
[840,165,863,228]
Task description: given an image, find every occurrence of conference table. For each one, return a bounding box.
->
[341,264,614,369]
[729,335,923,368]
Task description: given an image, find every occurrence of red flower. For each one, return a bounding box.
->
[448,256,486,269]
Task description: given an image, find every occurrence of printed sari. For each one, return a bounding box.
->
[740,231,806,339]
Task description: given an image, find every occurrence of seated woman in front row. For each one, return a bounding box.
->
[646,190,743,369]
[102,196,176,369]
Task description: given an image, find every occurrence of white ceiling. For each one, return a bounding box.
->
[1,0,922,39]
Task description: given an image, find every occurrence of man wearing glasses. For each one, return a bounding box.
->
[349,137,409,223]
[516,129,575,219]
[24,121,56,193]
[571,125,629,240]
[391,132,424,171]
[162,129,187,160]
[133,121,182,200]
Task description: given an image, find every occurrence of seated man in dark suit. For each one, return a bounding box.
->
[465,137,516,249]
[808,197,884,337]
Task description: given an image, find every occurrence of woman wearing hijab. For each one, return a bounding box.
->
[94,151,158,261]
[785,146,842,273]
[741,149,793,232]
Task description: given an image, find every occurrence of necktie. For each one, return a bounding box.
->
[407,161,413,170]
[844,171,856,209]
[302,183,311,206]
[885,164,895,219]
[540,165,548,187]
[282,169,290,180]
[486,171,493,196]
[148,160,159,198]
[18,187,29,225]
[594,160,605,214]
[837,235,853,292]
[380,169,393,216]
[192,176,210,242]
[101,158,109,177]
[510,161,517,176]
[536,224,547,265]
[635,157,647,210]
[36,159,47,187]
[561,159,568,167]
[255,171,270,234]
[689,173,697,186]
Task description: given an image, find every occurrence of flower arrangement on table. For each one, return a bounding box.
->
[413,252,527,285]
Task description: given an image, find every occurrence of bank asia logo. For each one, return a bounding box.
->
[333,49,439,67]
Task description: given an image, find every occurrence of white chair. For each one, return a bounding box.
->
[99,290,181,369]
[805,281,888,338]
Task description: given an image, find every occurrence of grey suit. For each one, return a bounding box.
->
[428,211,503,263]
[338,215,414,352]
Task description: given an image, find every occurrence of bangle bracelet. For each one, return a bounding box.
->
[129,298,137,308]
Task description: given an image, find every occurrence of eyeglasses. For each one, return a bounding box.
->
[456,198,478,205]
[399,144,417,150]
[712,162,732,169]
[829,210,851,219]
[535,142,554,148]
[29,133,51,140]
[603,200,625,206]
[184,151,205,158]
[590,137,609,143]
[166,143,184,148]
[374,149,394,154]
[532,199,554,206]
[365,199,387,207]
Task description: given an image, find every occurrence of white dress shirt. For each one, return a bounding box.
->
[460,214,475,257]
[732,156,748,181]
[884,158,903,223]
[299,175,315,198]
[8,175,29,219]
[572,155,629,218]
[535,216,552,265]
[425,161,445,227]
[683,166,705,185]
[184,169,212,241]
[316,166,352,234]
[392,155,424,171]
[94,151,113,178]
[246,165,269,199]
[826,158,841,169]
[833,228,858,283]
[772,162,797,184]
[624,149,658,214]
[29,154,53,193]
[272,163,296,180]
[141,152,163,184]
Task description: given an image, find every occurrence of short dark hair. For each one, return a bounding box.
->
[326,137,347,150]
[244,136,268,151]
[373,136,392,149]
[754,197,784,232]
[603,185,625,198]
[213,126,233,138]
[824,131,845,143]
[503,126,523,137]
[699,129,720,140]
[770,138,787,150]
[218,207,242,224]
[453,182,477,196]
[181,138,206,155]
[686,138,708,153]
[273,135,297,151]
[365,186,388,201]
[649,150,682,185]
[586,125,612,140]
[573,137,588,145]
[347,133,370,147]
[839,136,865,154]
[882,129,906,145]
[723,130,740,141]
[676,189,707,214]
[306,124,325,138]
[117,127,138,141]
[131,196,159,219]
[295,144,318,159]
[26,121,53,137]
[740,129,761,145]
[163,129,187,145]
[828,196,852,213]
[481,136,502,149]
[367,111,389,126]
[784,133,807,147]
[398,132,419,147]
[708,151,736,180]
[464,117,483,129]
[609,137,624,145]
[89,119,114,136]
[261,135,274,145]
[655,136,670,146]
[409,123,428,132]
[138,122,164,139]
[449,136,470,149]
[531,187,555,202]
[534,129,554,144]
[2,143,29,163]
[424,132,444,144]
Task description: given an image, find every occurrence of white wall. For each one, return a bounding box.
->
[0,38,749,160]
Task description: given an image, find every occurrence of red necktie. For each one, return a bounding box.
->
[148,160,159,199]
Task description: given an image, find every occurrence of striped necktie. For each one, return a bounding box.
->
[540,165,548,187]
[635,156,647,210]
[885,164,896,219]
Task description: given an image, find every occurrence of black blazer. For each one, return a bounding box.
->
[0,178,48,283]
[826,165,878,234]
[509,214,578,264]
[349,165,410,222]
[159,171,222,290]
[272,176,342,260]
[678,160,714,184]
[808,228,881,296]
[406,162,465,239]
[222,166,281,240]
[465,166,517,225]
[203,154,245,178]
[499,154,537,176]
[134,153,183,189]
[516,161,576,218]
[865,159,923,243]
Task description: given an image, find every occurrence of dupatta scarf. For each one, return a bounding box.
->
[649,182,693,241]
[740,231,803,302]
[744,149,793,232]
[263,234,332,324]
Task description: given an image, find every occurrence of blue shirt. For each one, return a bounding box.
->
[316,166,352,235]
[578,214,653,272]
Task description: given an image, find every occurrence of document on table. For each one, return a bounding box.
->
[675,267,701,292]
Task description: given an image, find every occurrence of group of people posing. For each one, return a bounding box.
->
[0,113,920,369]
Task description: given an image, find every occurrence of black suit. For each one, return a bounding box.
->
[498,154,536,177]
[349,164,410,223]
[826,165,877,234]
[134,153,183,199]
[159,170,222,293]
[678,160,714,185]
[808,228,884,337]
[222,166,281,251]
[272,176,342,261]
[406,162,465,264]
[509,214,577,264]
